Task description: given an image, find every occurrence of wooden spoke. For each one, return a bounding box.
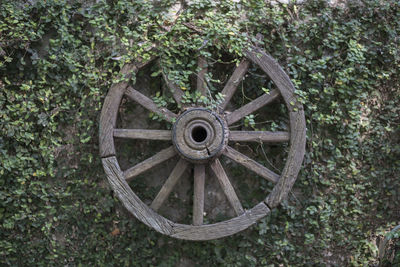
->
[125,86,177,122]
[230,131,289,143]
[197,57,208,96]
[150,159,189,211]
[226,89,280,125]
[219,59,250,110]
[223,146,279,183]
[193,164,205,226]
[114,129,171,140]
[123,146,176,181]
[162,71,185,106]
[210,159,244,216]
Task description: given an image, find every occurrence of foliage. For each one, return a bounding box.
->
[378,224,400,266]
[0,0,399,266]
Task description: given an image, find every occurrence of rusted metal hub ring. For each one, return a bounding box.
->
[172,108,228,163]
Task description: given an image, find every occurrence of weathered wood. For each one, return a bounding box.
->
[197,57,208,96]
[172,202,270,240]
[226,89,280,125]
[123,146,177,181]
[219,59,250,110]
[193,164,205,226]
[162,71,185,106]
[150,158,189,211]
[265,110,306,208]
[114,129,171,140]
[245,47,302,112]
[210,159,244,216]
[223,146,279,183]
[102,156,174,235]
[99,64,137,157]
[99,45,307,241]
[230,131,289,143]
[172,108,227,162]
[125,86,177,122]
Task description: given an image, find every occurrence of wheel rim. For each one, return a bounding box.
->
[99,46,306,240]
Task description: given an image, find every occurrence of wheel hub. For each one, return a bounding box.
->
[172,108,228,163]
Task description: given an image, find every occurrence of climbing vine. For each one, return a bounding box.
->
[0,0,399,265]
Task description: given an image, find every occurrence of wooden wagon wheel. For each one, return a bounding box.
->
[99,46,306,240]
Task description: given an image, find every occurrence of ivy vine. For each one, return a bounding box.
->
[0,0,399,265]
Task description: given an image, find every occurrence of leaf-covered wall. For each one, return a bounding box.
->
[0,0,399,265]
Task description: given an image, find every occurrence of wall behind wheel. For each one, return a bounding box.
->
[0,0,399,265]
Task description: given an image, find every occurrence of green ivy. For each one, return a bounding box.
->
[0,0,399,266]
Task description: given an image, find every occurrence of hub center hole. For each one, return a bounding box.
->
[191,126,207,143]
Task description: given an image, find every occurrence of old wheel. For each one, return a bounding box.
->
[99,46,306,240]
